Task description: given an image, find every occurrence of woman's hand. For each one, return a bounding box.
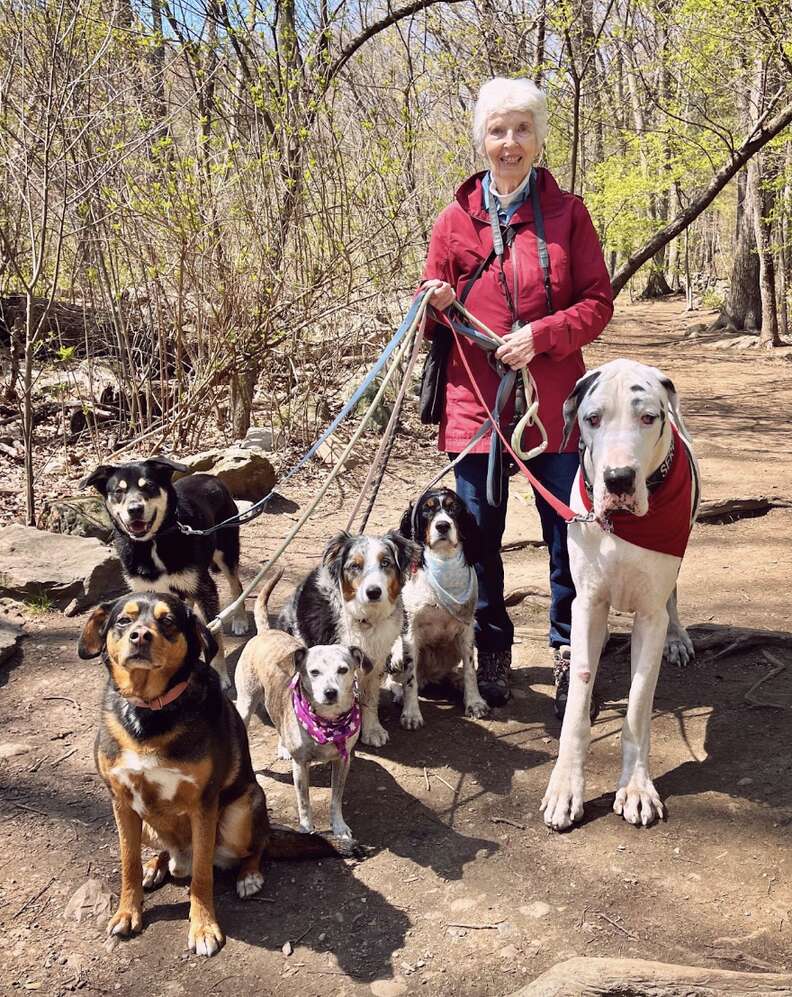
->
[495,323,536,370]
[423,279,455,311]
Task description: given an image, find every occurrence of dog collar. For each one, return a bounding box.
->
[289,674,361,761]
[125,680,189,710]
[579,431,676,502]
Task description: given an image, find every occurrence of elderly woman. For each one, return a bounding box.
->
[420,77,613,713]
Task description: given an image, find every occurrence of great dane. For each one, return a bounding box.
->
[542,359,700,831]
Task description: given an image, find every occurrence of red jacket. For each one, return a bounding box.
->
[422,169,613,455]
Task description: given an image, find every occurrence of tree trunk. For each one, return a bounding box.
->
[533,0,546,85]
[717,170,761,329]
[751,153,780,346]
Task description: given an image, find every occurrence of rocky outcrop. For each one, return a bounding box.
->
[174,447,276,502]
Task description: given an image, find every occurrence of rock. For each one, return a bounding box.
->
[449,897,476,913]
[238,427,274,452]
[520,902,551,920]
[0,742,32,759]
[63,880,113,923]
[370,979,408,997]
[174,447,276,502]
[0,618,23,666]
[39,495,114,544]
[0,524,124,612]
[281,940,293,957]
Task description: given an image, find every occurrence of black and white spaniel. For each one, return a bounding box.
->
[392,487,488,726]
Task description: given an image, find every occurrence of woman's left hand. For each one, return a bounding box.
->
[495,324,536,370]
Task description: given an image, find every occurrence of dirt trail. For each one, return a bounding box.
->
[1,297,791,996]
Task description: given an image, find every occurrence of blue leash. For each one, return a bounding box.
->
[178,290,430,537]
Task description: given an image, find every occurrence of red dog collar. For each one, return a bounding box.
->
[126,680,189,710]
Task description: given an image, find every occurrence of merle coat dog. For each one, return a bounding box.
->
[82,457,247,688]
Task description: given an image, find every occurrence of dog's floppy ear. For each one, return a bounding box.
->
[383,529,421,580]
[77,603,115,659]
[145,456,190,481]
[398,504,415,540]
[348,646,374,674]
[648,367,692,444]
[322,531,353,581]
[190,613,219,666]
[456,498,484,567]
[80,464,117,495]
[561,369,601,449]
[292,646,308,675]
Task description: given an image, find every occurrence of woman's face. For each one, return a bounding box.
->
[484,110,539,190]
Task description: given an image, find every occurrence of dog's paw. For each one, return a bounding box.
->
[276,740,292,761]
[236,871,264,898]
[230,611,249,637]
[299,820,316,834]
[188,917,225,957]
[541,765,585,831]
[465,697,490,719]
[107,906,143,937]
[331,819,354,841]
[168,851,191,878]
[142,852,169,890]
[361,723,389,748]
[664,627,695,668]
[400,707,424,730]
[214,668,233,694]
[385,676,404,704]
[613,774,664,827]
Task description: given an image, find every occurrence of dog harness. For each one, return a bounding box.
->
[421,548,477,623]
[289,674,361,761]
[578,425,697,557]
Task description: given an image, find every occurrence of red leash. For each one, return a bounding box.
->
[450,327,581,523]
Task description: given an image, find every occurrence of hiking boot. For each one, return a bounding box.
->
[553,646,600,722]
[477,649,512,707]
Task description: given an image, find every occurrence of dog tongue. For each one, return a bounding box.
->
[129,520,148,534]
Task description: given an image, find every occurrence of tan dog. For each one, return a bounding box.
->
[235,572,371,848]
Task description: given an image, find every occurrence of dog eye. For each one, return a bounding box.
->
[346,564,361,575]
[380,557,392,569]
[337,666,349,675]
[116,616,131,627]
[641,413,657,425]
[309,669,320,677]
[585,413,601,428]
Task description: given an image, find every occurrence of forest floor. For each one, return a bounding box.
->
[2,296,792,997]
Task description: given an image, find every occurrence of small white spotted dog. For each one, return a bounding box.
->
[390,488,489,728]
[277,530,419,747]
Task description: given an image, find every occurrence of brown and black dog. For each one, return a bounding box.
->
[79,591,340,957]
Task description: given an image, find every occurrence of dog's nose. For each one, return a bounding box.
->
[129,627,153,645]
[435,520,451,535]
[604,466,636,495]
[127,504,145,517]
[324,688,338,703]
[365,585,382,601]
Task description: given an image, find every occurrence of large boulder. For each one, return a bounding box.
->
[0,618,23,666]
[39,495,114,544]
[174,447,276,502]
[0,524,125,614]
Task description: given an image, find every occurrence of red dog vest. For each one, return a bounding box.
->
[579,426,696,558]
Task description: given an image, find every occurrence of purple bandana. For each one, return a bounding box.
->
[290,674,361,761]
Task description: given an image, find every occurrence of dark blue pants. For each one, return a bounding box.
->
[451,451,579,653]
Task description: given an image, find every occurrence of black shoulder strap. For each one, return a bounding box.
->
[459,227,517,306]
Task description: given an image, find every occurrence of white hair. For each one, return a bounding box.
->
[472,77,548,156]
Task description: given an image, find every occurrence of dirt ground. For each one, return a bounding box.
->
[2,297,791,997]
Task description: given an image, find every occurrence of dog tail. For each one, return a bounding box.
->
[253,569,284,634]
[266,826,355,861]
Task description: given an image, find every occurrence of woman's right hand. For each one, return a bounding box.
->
[423,279,455,311]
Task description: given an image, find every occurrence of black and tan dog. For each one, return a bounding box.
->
[79,591,341,956]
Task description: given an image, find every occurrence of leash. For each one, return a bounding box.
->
[208,297,428,633]
[344,306,427,532]
[178,291,432,539]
